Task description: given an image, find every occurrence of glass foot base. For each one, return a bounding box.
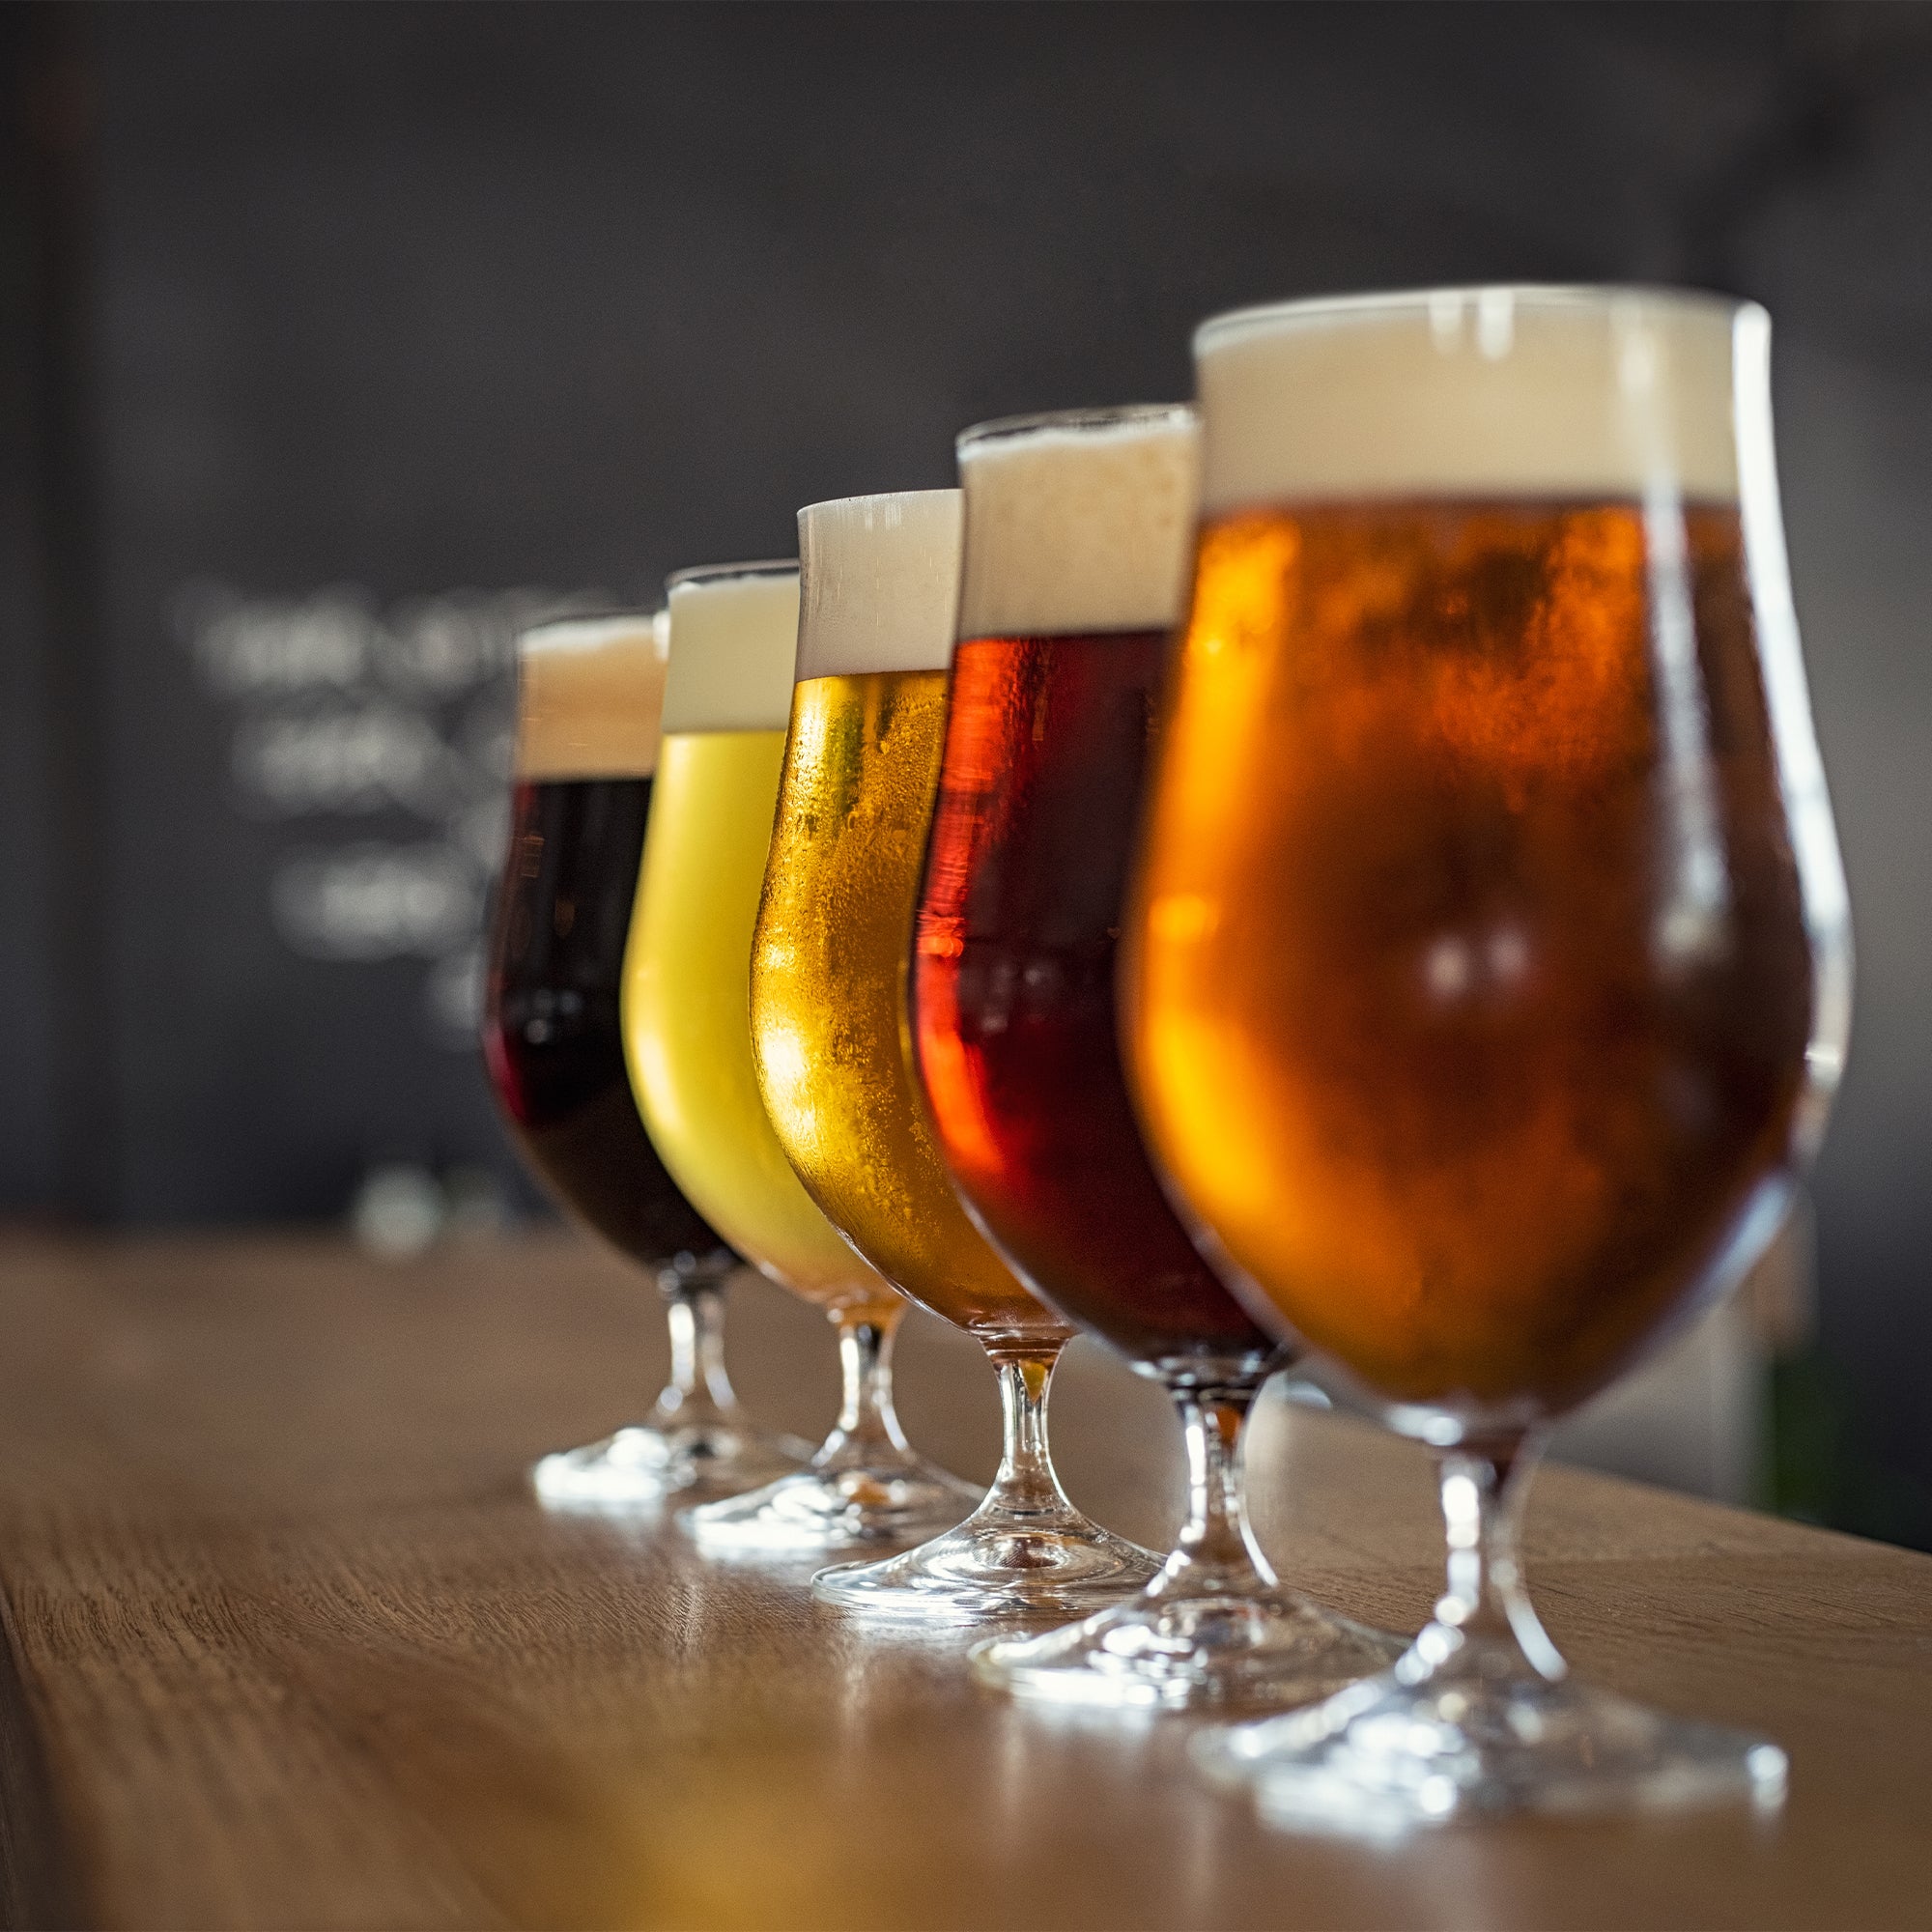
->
[532,1419,810,1511]
[682,1454,981,1555]
[973,1585,1401,1712]
[812,1508,1161,1624]
[1195,1655,1789,1835]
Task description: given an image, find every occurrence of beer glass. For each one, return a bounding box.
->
[740,492,1156,1620]
[912,410,1397,1703]
[626,564,973,1552]
[1127,288,1851,1825]
[482,612,806,1505]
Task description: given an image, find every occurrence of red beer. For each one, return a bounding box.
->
[913,628,1279,1376]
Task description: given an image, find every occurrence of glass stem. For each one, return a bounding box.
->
[816,1312,910,1466]
[655,1266,737,1419]
[1422,1433,1565,1683]
[1154,1383,1275,1598]
[976,1341,1073,1522]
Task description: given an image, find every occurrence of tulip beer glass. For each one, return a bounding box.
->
[912,409,1395,1704]
[483,612,803,1505]
[752,492,1155,1619]
[1128,288,1851,1825]
[626,565,970,1552]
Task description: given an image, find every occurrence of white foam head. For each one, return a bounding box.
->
[660,562,802,734]
[1195,286,1747,515]
[794,491,963,681]
[515,611,668,780]
[954,406,1202,640]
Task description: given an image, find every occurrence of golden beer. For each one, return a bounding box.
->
[753,669,1065,1345]
[624,580,899,1327]
[791,486,1157,1620]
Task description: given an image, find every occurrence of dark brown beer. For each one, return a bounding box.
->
[484,776,727,1269]
[1129,500,1815,1414]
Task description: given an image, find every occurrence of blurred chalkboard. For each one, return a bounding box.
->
[8,3,1932,1509]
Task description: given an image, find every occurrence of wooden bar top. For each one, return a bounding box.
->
[0,1230,1925,1930]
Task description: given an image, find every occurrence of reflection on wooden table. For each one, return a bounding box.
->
[0,1230,1924,1929]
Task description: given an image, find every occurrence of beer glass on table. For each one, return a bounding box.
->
[911,410,1397,1704]
[625,564,974,1553]
[1126,287,1851,1825]
[482,612,806,1506]
[733,492,1157,1620]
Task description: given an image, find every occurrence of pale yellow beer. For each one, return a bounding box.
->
[753,666,1066,1344]
[623,567,899,1325]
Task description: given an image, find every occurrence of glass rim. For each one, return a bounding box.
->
[516,605,663,639]
[665,557,799,593]
[797,486,959,522]
[956,402,1196,456]
[1195,283,1758,356]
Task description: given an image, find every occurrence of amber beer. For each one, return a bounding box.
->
[1129,297,1821,1420]
[483,612,727,1272]
[914,410,1278,1374]
[753,495,1063,1346]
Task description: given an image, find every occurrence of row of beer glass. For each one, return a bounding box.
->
[482,285,1848,1832]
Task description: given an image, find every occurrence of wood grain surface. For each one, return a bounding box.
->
[0,1230,1925,1931]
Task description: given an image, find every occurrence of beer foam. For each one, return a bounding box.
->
[516,611,669,780]
[954,407,1202,639]
[794,491,963,681]
[660,562,802,734]
[1196,287,1746,513]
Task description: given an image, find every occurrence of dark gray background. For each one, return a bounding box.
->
[5,3,1929,1528]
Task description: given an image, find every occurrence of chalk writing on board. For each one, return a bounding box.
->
[174,580,612,1044]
